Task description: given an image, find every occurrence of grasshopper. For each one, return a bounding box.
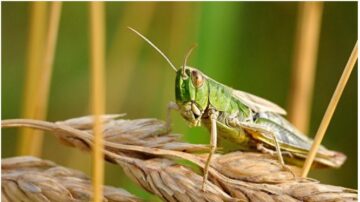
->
[128,27,346,190]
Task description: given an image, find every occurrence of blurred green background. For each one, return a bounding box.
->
[2,2,357,200]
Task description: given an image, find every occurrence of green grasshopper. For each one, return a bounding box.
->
[128,27,346,190]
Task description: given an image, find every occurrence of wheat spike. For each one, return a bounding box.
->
[2,115,357,201]
[2,156,141,202]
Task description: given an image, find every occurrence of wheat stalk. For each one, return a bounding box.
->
[2,156,141,202]
[2,115,357,201]
[89,2,106,201]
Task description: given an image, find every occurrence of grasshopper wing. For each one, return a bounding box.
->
[232,90,287,115]
[238,120,346,168]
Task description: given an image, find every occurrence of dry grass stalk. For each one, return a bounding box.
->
[18,2,48,156]
[288,2,323,133]
[89,2,106,201]
[2,115,357,201]
[2,156,141,202]
[302,41,358,177]
[34,2,62,121]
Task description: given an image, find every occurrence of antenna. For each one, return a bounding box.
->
[182,44,198,77]
[128,27,177,71]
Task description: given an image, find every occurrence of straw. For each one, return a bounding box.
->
[301,41,358,177]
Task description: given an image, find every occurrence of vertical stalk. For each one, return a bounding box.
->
[288,2,323,134]
[89,2,106,201]
[18,2,48,156]
[35,2,62,119]
[302,41,358,177]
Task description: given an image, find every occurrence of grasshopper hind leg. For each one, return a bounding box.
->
[268,131,285,166]
[260,131,296,178]
[239,122,297,178]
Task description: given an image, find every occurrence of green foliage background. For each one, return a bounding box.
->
[2,2,357,200]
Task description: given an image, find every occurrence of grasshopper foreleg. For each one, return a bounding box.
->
[202,109,219,191]
[166,101,179,130]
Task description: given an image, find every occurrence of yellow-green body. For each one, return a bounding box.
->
[175,66,346,168]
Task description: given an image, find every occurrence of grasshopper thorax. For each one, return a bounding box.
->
[175,66,209,126]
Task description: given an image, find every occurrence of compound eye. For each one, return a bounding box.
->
[191,70,204,87]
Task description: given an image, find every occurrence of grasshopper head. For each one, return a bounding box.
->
[175,66,209,126]
[127,27,209,126]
